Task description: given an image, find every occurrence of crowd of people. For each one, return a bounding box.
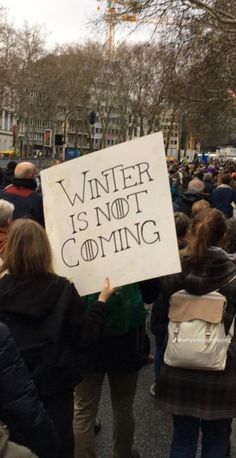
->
[0,157,235,457]
[168,158,236,217]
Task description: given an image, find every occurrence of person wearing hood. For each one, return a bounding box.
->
[0,218,115,458]
[158,209,236,457]
[173,177,204,217]
[0,162,44,226]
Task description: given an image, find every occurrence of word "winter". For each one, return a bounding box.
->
[56,162,154,204]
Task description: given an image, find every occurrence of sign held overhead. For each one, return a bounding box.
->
[41,132,181,296]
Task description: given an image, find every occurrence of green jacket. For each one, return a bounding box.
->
[84,283,146,336]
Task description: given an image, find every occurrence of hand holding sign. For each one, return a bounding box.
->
[98,277,117,303]
[41,132,181,296]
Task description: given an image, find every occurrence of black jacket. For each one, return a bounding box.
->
[150,290,168,343]
[0,321,58,458]
[81,278,160,374]
[0,273,107,398]
[0,178,44,226]
[2,169,14,187]
[173,192,203,216]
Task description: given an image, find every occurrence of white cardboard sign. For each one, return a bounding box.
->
[41,132,181,296]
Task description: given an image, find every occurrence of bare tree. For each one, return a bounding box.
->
[110,0,236,29]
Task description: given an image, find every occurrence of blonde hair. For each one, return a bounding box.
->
[188,209,226,259]
[191,199,210,217]
[0,219,54,275]
[0,200,14,227]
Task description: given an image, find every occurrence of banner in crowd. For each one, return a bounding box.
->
[41,132,181,296]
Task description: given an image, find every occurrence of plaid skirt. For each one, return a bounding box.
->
[157,350,236,420]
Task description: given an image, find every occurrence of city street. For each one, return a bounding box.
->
[96,363,172,458]
[96,363,236,457]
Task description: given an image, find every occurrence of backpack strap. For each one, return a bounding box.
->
[228,316,236,339]
[220,273,236,339]
[219,273,236,291]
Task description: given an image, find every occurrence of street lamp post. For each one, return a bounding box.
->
[63,108,81,160]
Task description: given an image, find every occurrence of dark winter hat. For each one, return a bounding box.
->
[7,161,17,170]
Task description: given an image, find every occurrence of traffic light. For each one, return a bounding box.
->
[55,134,64,146]
[12,125,16,147]
[89,112,96,125]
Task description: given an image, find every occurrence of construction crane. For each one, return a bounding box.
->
[97,0,138,53]
[97,0,174,53]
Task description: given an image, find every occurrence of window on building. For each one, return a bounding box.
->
[69,121,75,130]
[69,134,75,143]
[29,91,37,99]
[34,133,44,141]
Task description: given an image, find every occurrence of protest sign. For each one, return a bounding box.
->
[41,132,181,296]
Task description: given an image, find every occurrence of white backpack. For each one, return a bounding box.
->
[164,289,235,371]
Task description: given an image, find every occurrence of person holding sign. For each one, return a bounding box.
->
[0,218,116,458]
[74,279,159,458]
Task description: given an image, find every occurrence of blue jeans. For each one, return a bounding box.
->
[154,336,165,380]
[170,415,231,458]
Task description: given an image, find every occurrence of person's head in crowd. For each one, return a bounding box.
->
[7,161,17,172]
[0,200,14,229]
[188,209,226,259]
[14,162,37,181]
[204,172,213,182]
[174,212,189,250]
[206,166,215,175]
[172,171,180,182]
[51,159,62,167]
[169,167,177,176]
[231,172,236,181]
[220,173,232,186]
[2,161,17,187]
[0,200,15,256]
[187,177,205,194]
[225,218,236,254]
[194,170,204,181]
[0,218,53,275]
[191,199,210,218]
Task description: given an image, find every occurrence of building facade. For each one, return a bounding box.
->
[0,109,14,153]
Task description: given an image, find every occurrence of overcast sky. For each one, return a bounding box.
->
[1,0,154,49]
[1,0,98,47]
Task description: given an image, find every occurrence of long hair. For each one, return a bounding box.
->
[226,218,236,254]
[0,219,54,275]
[187,208,226,259]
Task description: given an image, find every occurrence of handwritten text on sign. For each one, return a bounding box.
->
[41,133,181,295]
